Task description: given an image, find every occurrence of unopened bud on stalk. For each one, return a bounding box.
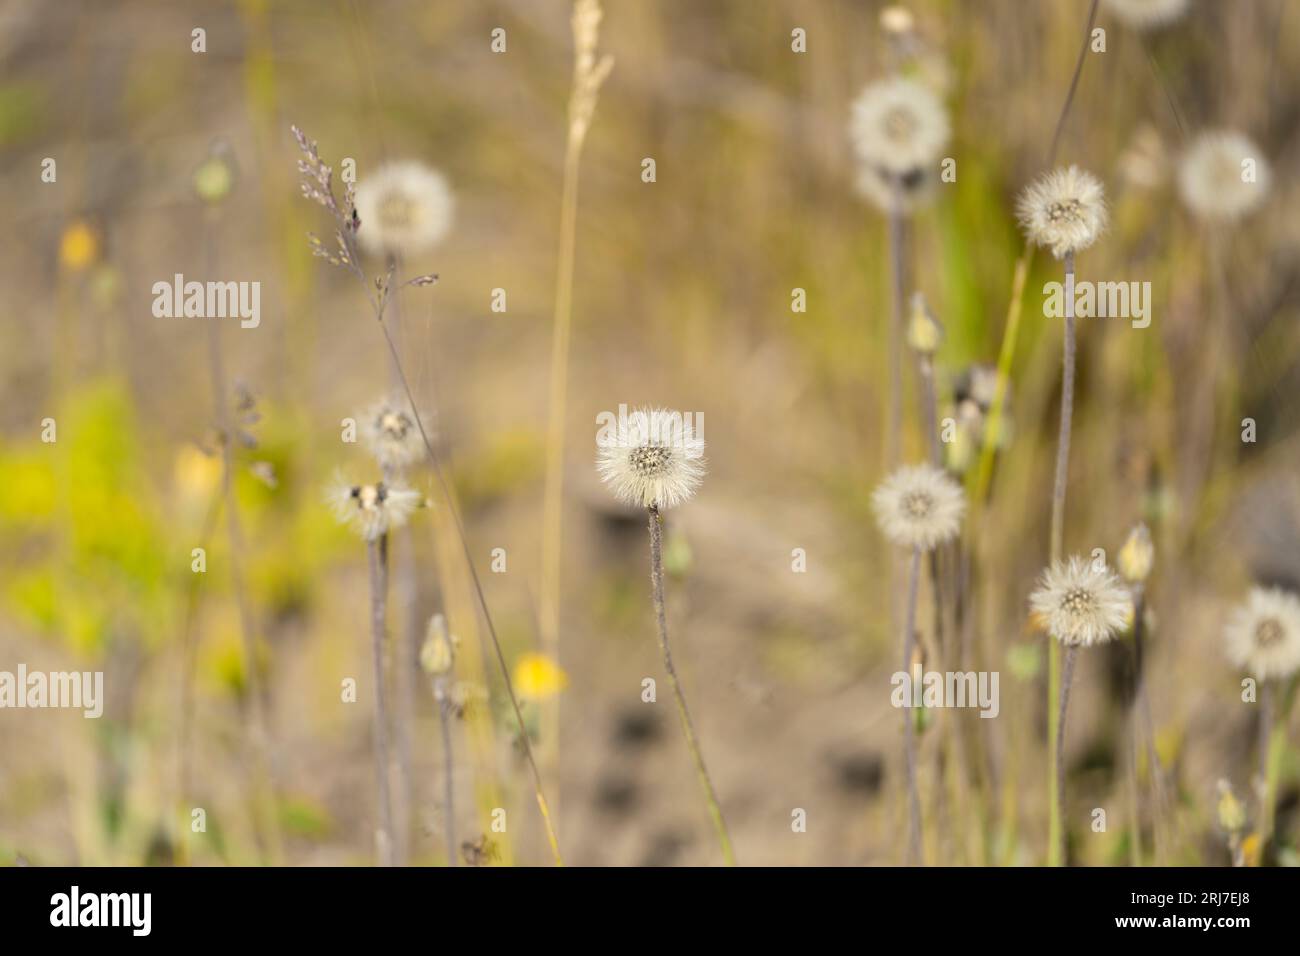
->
[907,293,943,356]
[1117,522,1154,584]
[420,613,455,677]
[1216,779,1246,833]
[194,141,237,205]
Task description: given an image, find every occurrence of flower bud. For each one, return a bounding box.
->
[907,293,943,355]
[420,614,455,677]
[1117,522,1154,584]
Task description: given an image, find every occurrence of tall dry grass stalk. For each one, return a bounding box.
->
[538,0,614,769]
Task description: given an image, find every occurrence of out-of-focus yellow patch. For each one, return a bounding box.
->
[59,220,99,272]
[194,155,234,204]
[512,652,568,700]
[1240,832,1262,867]
[1006,641,1042,681]
[174,445,222,505]
[203,615,248,697]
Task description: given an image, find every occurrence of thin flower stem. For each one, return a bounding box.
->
[1050,253,1077,564]
[1131,587,1167,858]
[1258,681,1288,846]
[374,317,564,866]
[434,677,457,866]
[367,533,395,867]
[917,350,963,855]
[1125,724,1143,867]
[918,354,941,467]
[1046,0,1101,169]
[903,544,923,865]
[887,194,906,467]
[1047,250,1077,867]
[203,215,283,865]
[175,491,221,866]
[1055,643,1079,866]
[647,505,736,866]
[295,127,562,864]
[383,258,417,868]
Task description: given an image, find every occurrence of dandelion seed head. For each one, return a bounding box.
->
[1016,165,1107,259]
[1223,586,1300,681]
[1030,556,1130,647]
[596,407,705,510]
[354,161,454,259]
[1177,130,1271,223]
[361,397,425,471]
[872,464,966,550]
[328,473,423,541]
[849,77,950,199]
[1103,0,1191,32]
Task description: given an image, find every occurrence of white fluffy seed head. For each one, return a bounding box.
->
[328,473,424,541]
[1177,130,1271,223]
[354,161,454,259]
[849,77,950,194]
[1016,165,1108,260]
[361,397,425,471]
[871,464,966,551]
[1223,586,1300,681]
[1102,0,1191,32]
[1030,556,1131,647]
[596,407,705,511]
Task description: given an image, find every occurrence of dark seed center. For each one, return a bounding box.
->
[1062,587,1094,615]
[884,107,919,142]
[379,194,415,229]
[1256,618,1283,648]
[380,411,411,439]
[629,445,671,476]
[902,491,933,519]
[1048,198,1082,224]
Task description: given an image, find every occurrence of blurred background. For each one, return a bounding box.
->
[1,0,1299,866]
